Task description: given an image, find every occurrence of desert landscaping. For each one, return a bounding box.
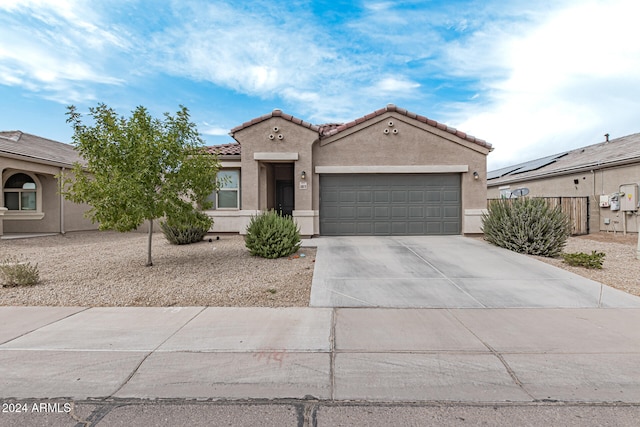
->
[0,231,638,306]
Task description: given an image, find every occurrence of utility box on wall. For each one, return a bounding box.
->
[620,184,639,211]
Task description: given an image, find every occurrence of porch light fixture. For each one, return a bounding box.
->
[473,171,479,180]
[301,171,306,180]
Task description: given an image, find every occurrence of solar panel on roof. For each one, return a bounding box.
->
[487,166,522,180]
[511,152,568,175]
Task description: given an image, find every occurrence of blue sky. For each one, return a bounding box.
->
[1,0,639,170]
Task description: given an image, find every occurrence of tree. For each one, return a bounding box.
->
[61,103,220,266]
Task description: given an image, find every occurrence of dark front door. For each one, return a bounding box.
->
[276,180,294,216]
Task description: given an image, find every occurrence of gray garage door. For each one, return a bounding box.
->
[320,174,461,235]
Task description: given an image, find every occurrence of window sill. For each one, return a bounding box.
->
[3,211,45,220]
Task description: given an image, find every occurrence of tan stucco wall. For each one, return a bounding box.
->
[1,159,98,235]
[234,117,316,212]
[488,163,640,233]
[222,111,491,235]
[314,113,490,233]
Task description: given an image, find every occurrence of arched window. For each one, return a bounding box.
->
[4,173,37,211]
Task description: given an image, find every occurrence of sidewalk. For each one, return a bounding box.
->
[1,306,640,403]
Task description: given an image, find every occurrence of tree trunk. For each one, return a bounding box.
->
[146,218,154,267]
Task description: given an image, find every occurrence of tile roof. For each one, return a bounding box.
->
[320,104,492,150]
[488,132,640,185]
[0,131,83,167]
[220,104,492,155]
[205,142,241,156]
[230,108,320,135]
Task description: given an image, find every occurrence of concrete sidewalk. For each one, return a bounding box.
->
[1,306,640,403]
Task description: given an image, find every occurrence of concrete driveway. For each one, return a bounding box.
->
[309,236,640,308]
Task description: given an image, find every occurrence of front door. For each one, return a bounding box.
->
[276,180,294,216]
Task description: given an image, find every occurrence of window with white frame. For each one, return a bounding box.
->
[207,170,239,209]
[4,173,37,211]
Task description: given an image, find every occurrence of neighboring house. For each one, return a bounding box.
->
[0,131,96,237]
[205,104,492,236]
[487,132,640,234]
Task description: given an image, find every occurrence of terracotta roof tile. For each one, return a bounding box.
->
[228,105,492,151]
[230,109,320,135]
[205,142,241,156]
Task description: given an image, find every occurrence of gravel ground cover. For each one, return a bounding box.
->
[1,231,638,306]
[530,232,640,297]
[0,231,315,307]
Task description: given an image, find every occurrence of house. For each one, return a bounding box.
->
[0,131,98,237]
[205,104,492,236]
[487,132,640,234]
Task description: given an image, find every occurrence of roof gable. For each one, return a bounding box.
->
[222,105,492,155]
[230,109,320,136]
[320,104,492,150]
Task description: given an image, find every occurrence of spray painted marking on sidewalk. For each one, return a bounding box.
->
[253,350,288,368]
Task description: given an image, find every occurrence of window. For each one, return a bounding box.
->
[498,186,511,199]
[207,170,240,209]
[4,173,37,211]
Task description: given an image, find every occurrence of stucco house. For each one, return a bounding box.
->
[205,104,492,236]
[0,131,96,237]
[487,132,640,234]
[2,104,492,238]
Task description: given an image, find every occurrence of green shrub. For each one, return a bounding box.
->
[161,211,213,245]
[562,251,605,269]
[245,210,301,259]
[481,198,570,257]
[0,257,40,287]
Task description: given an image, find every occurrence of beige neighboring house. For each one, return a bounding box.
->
[487,133,640,234]
[205,104,492,236]
[0,131,96,237]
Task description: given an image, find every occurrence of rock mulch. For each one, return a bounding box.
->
[0,231,315,307]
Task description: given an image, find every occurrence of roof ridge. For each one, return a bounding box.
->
[229,105,491,151]
[319,104,492,150]
[229,108,320,135]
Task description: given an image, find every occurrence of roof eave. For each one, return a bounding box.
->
[488,156,640,187]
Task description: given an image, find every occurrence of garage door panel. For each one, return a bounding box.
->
[356,206,373,218]
[374,222,391,234]
[357,191,372,202]
[443,206,459,218]
[426,191,442,202]
[392,190,407,203]
[320,174,460,236]
[443,190,460,202]
[408,206,424,218]
[340,191,356,203]
[374,206,390,219]
[374,191,389,202]
[409,191,425,203]
[391,206,407,218]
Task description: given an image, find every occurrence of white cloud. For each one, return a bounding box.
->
[372,77,421,94]
[444,0,640,169]
[0,0,129,103]
[200,123,230,136]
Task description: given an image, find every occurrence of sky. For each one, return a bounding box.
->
[1,0,639,170]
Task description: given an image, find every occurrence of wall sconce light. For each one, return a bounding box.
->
[301,171,306,180]
[473,171,479,180]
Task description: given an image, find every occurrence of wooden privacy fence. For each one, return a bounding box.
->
[488,197,589,236]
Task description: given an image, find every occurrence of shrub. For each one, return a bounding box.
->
[245,210,301,259]
[562,251,605,269]
[161,211,213,245]
[481,198,570,257]
[0,257,40,287]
